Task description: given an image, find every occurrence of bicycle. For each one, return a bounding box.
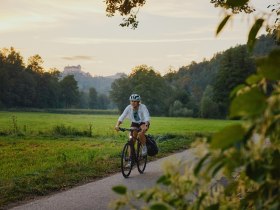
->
[119,127,148,178]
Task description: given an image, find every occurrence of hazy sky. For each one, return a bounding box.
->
[0,0,277,76]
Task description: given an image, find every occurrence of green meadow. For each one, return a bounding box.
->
[0,111,236,135]
[0,111,238,207]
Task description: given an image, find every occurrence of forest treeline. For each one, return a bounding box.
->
[111,34,278,118]
[0,34,278,118]
[0,50,111,110]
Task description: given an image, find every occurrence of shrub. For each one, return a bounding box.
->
[51,124,92,137]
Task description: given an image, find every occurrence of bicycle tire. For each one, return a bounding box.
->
[121,142,133,178]
[136,141,147,174]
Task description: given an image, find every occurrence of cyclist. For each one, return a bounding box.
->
[115,94,150,157]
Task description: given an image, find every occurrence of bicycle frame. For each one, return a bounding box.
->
[119,127,147,178]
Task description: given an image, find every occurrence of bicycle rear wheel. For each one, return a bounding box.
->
[121,142,133,178]
[136,141,147,174]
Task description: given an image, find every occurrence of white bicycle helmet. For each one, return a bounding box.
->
[129,94,141,101]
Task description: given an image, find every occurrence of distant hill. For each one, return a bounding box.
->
[60,65,126,94]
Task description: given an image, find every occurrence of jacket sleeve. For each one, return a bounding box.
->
[142,104,150,122]
[118,105,130,122]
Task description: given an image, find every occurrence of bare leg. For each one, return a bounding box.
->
[128,129,137,157]
[138,124,148,145]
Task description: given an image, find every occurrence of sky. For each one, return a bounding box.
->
[0,0,277,76]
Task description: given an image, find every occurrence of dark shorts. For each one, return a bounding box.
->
[130,122,150,142]
[131,122,145,128]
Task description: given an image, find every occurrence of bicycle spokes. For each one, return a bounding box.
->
[121,143,133,178]
[137,143,147,174]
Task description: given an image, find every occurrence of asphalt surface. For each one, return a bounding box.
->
[10,149,196,210]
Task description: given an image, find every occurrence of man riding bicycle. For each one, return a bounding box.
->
[115,94,150,156]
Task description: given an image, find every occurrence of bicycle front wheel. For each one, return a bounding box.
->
[136,142,147,174]
[121,142,133,178]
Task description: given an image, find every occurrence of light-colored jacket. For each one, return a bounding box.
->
[118,104,150,123]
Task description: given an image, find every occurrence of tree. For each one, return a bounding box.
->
[164,56,224,118]
[0,51,8,107]
[88,87,98,109]
[129,65,170,115]
[168,100,193,117]
[200,85,219,118]
[26,54,44,74]
[46,68,61,108]
[110,75,131,112]
[59,75,79,108]
[211,0,279,46]
[105,1,279,45]
[35,72,60,108]
[97,94,110,109]
[79,91,89,109]
[0,48,63,108]
[4,47,25,70]
[0,47,26,107]
[253,34,279,56]
[212,45,256,117]
[105,0,146,29]
[164,36,277,118]
[15,71,36,107]
[110,65,171,115]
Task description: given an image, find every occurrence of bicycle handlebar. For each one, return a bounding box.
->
[119,127,141,132]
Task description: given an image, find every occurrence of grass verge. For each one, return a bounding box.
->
[0,134,195,208]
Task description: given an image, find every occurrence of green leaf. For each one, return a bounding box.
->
[167,198,179,206]
[242,191,259,207]
[230,87,266,118]
[230,84,246,98]
[211,124,245,149]
[112,185,127,195]
[194,153,210,176]
[226,0,249,7]
[216,15,231,36]
[205,156,225,174]
[224,182,238,196]
[205,203,219,210]
[145,191,156,203]
[271,150,280,179]
[150,203,169,210]
[136,191,146,199]
[247,18,264,51]
[257,49,280,80]
[212,161,225,177]
[245,161,265,182]
[246,74,263,85]
[196,193,207,210]
[157,175,171,185]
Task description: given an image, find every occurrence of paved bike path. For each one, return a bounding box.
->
[10,149,196,210]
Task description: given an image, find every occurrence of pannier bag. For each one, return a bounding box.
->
[145,134,158,156]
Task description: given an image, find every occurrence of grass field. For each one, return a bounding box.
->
[0,111,236,135]
[0,111,239,208]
